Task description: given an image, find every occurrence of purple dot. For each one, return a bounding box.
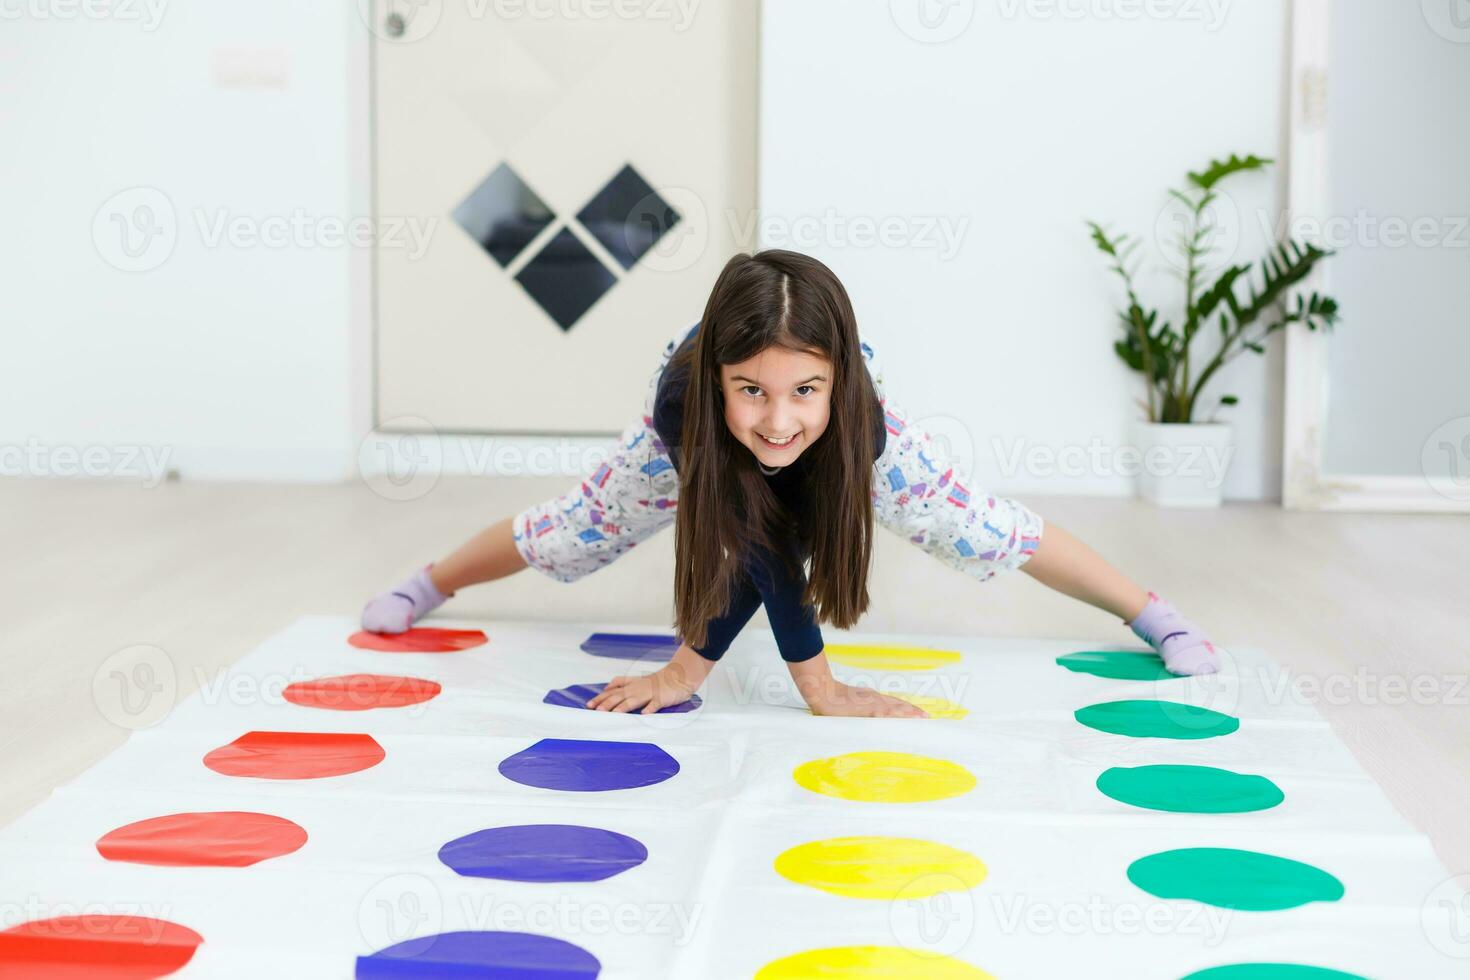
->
[543,682,701,713]
[438,824,648,883]
[498,738,679,792]
[578,632,677,662]
[356,931,599,979]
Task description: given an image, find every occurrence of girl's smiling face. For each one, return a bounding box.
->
[719,345,833,468]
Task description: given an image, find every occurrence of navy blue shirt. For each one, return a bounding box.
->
[652,325,886,663]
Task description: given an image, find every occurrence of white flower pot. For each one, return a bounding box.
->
[1130,421,1235,508]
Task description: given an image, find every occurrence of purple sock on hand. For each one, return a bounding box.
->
[361,565,451,634]
[1127,591,1220,676]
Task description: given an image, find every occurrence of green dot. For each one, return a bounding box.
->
[1128,847,1344,911]
[1074,699,1239,739]
[1057,649,1176,681]
[1182,965,1368,980]
[1097,765,1284,813]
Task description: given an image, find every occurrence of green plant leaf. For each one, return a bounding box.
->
[1165,188,1196,210]
[1187,153,1273,190]
[1114,339,1142,371]
[1195,264,1249,323]
[1240,239,1333,328]
[1296,291,1341,330]
[1087,220,1120,257]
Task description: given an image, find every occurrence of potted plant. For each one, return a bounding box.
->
[1087,153,1340,507]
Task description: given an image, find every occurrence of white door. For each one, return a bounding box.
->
[370,0,758,434]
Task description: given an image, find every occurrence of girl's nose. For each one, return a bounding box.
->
[765,402,792,432]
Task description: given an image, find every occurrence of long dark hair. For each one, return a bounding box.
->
[672,249,879,649]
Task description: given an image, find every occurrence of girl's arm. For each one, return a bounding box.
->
[589,570,763,713]
[787,651,928,719]
[749,545,928,719]
[587,642,717,714]
[868,384,1218,675]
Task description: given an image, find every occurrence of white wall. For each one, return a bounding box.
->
[759,0,1290,500]
[0,2,370,482]
[2,0,1296,497]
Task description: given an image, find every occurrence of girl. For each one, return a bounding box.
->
[362,250,1221,716]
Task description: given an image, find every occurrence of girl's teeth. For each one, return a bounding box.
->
[763,434,794,445]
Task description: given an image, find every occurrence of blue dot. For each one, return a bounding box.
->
[499,738,679,792]
[356,931,599,979]
[439,824,647,883]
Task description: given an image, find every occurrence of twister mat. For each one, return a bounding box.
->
[0,616,1463,977]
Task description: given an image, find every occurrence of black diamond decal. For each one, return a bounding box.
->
[453,162,554,267]
[514,227,616,331]
[576,163,681,270]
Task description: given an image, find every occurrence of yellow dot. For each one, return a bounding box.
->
[793,750,976,803]
[756,946,994,979]
[825,643,962,672]
[889,693,968,719]
[775,835,987,900]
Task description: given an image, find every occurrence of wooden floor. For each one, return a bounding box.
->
[3,475,1466,877]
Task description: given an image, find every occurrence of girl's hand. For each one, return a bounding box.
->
[806,681,929,719]
[587,664,700,714]
[788,652,929,719]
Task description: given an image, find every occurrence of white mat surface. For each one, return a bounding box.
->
[0,616,1461,978]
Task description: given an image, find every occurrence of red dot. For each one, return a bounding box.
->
[283,673,442,711]
[97,811,307,868]
[0,915,202,979]
[349,627,487,653]
[203,731,385,779]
